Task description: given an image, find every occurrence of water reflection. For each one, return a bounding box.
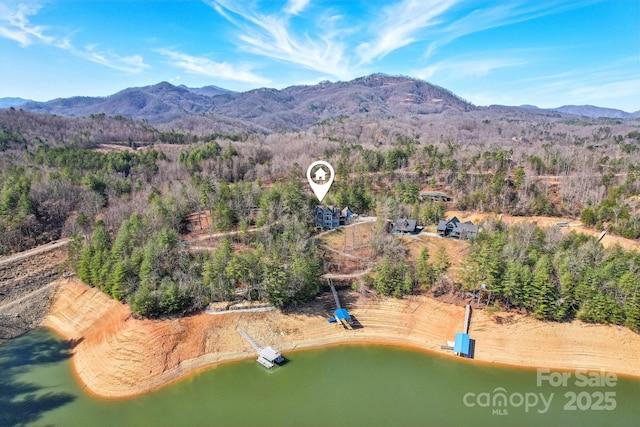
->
[0,331,76,427]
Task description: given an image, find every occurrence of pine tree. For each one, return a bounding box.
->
[531,255,556,320]
[90,220,110,253]
[373,255,412,297]
[131,283,159,317]
[416,247,435,289]
[624,290,640,332]
[77,245,94,286]
[109,260,128,301]
[433,247,451,278]
[501,261,521,308]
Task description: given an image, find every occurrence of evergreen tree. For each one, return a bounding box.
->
[204,238,234,301]
[416,247,435,289]
[373,255,413,297]
[131,282,159,317]
[262,257,289,306]
[624,290,640,332]
[109,260,128,301]
[433,247,451,277]
[77,245,94,285]
[501,261,522,308]
[531,255,556,320]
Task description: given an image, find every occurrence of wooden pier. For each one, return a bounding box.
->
[238,329,285,368]
[442,304,473,358]
[330,281,342,309]
[327,281,353,329]
[463,304,471,334]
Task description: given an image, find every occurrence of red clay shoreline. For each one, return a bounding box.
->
[42,279,640,399]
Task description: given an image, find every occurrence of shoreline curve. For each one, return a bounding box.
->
[42,278,640,399]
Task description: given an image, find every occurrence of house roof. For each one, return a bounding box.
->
[420,191,451,198]
[393,218,417,232]
[457,222,478,233]
[317,205,350,215]
[259,346,282,362]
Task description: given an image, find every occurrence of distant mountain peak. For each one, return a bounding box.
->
[8,74,637,130]
[553,105,636,119]
[0,97,33,108]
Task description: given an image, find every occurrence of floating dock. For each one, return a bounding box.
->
[238,329,285,368]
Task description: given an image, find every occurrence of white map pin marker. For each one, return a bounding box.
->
[306,160,335,203]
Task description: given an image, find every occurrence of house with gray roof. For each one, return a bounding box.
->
[389,218,418,234]
[315,206,354,229]
[437,217,478,240]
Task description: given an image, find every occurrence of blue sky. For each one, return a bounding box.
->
[1,0,638,111]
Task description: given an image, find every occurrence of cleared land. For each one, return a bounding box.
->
[446,210,640,251]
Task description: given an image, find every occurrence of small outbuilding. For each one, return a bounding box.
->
[420,191,452,202]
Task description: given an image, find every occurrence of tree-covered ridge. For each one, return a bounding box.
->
[70,176,322,317]
[462,221,640,331]
[1,106,639,331]
[0,145,167,255]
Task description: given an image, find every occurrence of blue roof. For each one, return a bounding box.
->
[454,332,470,356]
[335,308,351,320]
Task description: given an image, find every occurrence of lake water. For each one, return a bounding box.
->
[1,328,639,427]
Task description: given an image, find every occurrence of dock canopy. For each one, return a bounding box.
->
[335,308,351,321]
[260,346,285,364]
[454,332,470,357]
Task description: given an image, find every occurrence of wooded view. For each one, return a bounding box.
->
[1,76,639,331]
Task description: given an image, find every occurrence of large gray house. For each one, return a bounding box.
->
[437,217,479,240]
[315,206,354,229]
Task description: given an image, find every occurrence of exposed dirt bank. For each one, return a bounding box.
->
[0,244,67,343]
[43,279,640,399]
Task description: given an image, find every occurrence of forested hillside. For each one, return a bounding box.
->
[1,78,639,329]
[463,221,640,330]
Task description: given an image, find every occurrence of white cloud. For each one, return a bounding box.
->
[356,0,460,64]
[422,1,594,60]
[208,0,581,81]
[0,2,54,46]
[0,0,148,73]
[209,1,354,80]
[79,47,149,74]
[285,0,310,16]
[158,49,269,85]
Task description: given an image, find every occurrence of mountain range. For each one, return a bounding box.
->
[2,74,638,132]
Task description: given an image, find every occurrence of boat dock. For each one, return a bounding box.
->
[327,281,353,329]
[441,304,473,358]
[331,281,342,309]
[463,304,471,334]
[238,329,285,368]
